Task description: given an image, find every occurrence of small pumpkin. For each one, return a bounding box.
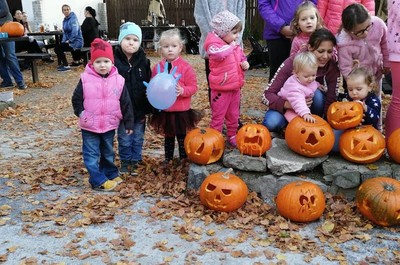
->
[387,128,400,164]
[339,125,385,164]
[356,177,400,226]
[285,115,335,157]
[184,128,225,165]
[199,168,248,212]
[327,101,364,130]
[236,124,271,156]
[275,181,325,222]
[0,22,24,37]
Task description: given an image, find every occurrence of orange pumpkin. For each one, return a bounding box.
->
[275,181,325,222]
[356,177,400,226]
[236,124,271,156]
[327,101,363,130]
[199,168,248,212]
[285,115,335,157]
[0,22,24,37]
[387,128,400,164]
[339,125,385,164]
[184,128,225,165]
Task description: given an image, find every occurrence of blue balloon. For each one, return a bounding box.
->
[143,62,181,110]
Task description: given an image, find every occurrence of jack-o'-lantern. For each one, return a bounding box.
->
[236,124,271,156]
[275,181,325,222]
[0,22,24,37]
[327,101,364,130]
[387,128,400,164]
[356,177,400,226]
[199,168,248,212]
[285,115,335,157]
[339,125,385,164]
[184,128,225,165]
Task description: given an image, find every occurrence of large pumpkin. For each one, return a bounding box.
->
[285,115,335,157]
[0,22,24,37]
[236,124,271,156]
[387,128,400,164]
[339,125,385,164]
[356,177,400,226]
[327,101,363,130]
[199,168,248,212]
[275,181,325,222]
[184,128,225,165]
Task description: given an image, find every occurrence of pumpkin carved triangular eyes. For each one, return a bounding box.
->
[221,189,232,195]
[206,183,216,191]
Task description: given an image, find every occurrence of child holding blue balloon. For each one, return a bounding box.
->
[114,22,153,175]
[203,10,249,147]
[149,28,202,163]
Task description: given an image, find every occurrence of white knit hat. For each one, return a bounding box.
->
[210,10,240,38]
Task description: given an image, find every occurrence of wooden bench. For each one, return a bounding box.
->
[16,52,51,83]
[81,47,91,66]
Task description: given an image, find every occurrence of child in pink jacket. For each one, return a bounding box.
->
[317,0,375,34]
[203,10,249,147]
[384,0,400,140]
[278,51,320,123]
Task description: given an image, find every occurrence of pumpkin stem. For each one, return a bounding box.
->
[222,168,233,179]
[200,129,206,134]
[383,184,395,191]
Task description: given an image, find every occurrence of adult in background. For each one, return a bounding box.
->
[0,0,26,89]
[81,6,100,47]
[55,4,83,71]
[258,0,317,81]
[384,0,400,140]
[261,28,340,134]
[194,0,245,101]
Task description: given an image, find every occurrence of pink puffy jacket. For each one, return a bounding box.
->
[317,0,375,34]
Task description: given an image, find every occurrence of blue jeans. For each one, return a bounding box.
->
[263,89,325,132]
[117,119,145,163]
[0,42,25,86]
[81,129,119,188]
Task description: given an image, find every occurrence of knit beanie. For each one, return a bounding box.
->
[90,38,114,63]
[210,10,240,38]
[118,22,142,44]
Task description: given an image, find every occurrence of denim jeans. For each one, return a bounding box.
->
[117,119,145,163]
[262,89,326,132]
[0,42,24,86]
[81,129,119,188]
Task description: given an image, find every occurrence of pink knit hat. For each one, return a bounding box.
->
[210,10,241,38]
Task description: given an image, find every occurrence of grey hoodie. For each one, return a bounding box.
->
[0,0,12,26]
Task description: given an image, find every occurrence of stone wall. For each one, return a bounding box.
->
[187,138,400,205]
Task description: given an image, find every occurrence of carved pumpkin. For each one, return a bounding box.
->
[199,168,248,212]
[184,128,225,165]
[356,177,400,226]
[339,125,385,164]
[285,115,335,157]
[327,101,363,130]
[275,181,325,222]
[0,22,24,37]
[236,124,271,156]
[387,128,400,164]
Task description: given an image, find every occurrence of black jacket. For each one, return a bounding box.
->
[114,46,153,120]
[81,17,99,47]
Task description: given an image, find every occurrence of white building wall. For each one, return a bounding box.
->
[21,0,103,32]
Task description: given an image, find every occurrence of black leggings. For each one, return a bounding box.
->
[55,43,81,66]
[266,38,291,82]
[164,135,186,161]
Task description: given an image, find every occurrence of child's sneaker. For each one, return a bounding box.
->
[130,161,139,176]
[120,160,131,173]
[113,177,124,184]
[57,65,71,72]
[228,135,237,148]
[94,180,118,191]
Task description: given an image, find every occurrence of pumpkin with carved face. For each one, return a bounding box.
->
[184,128,225,165]
[356,177,400,226]
[275,181,326,222]
[199,169,248,212]
[327,101,364,130]
[285,115,335,157]
[339,125,385,164]
[236,124,271,156]
[387,128,400,164]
